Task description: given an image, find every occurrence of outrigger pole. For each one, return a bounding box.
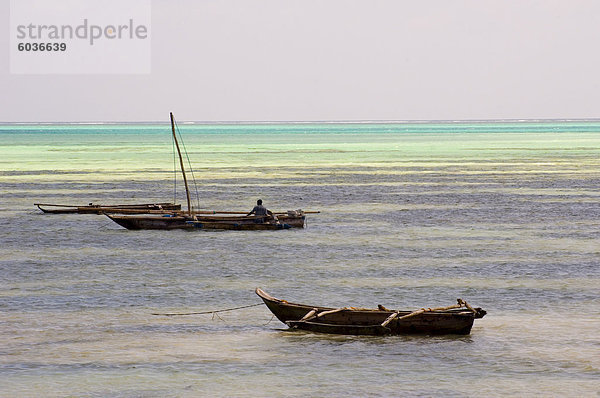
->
[170,112,192,216]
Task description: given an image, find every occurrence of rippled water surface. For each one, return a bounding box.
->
[1,122,599,397]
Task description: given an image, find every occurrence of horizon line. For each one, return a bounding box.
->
[2,117,600,125]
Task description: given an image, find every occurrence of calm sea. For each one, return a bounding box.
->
[0,121,599,397]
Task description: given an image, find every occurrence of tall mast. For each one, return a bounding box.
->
[170,112,192,216]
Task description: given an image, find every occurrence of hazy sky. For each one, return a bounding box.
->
[2,0,600,122]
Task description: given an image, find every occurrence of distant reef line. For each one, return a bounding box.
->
[2,118,600,126]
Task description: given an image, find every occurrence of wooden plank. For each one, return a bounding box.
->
[380,311,400,327]
[299,308,318,321]
[315,307,348,318]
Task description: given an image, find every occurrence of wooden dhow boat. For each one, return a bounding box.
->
[256,288,486,336]
[35,202,181,214]
[106,211,304,230]
[105,113,313,231]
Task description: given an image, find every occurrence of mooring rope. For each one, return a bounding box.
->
[151,303,263,316]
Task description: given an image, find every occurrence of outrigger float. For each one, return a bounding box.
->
[35,202,181,214]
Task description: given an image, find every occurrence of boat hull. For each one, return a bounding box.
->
[107,214,294,231]
[286,321,392,336]
[277,215,305,228]
[256,288,485,336]
[106,214,302,230]
[106,215,192,230]
[189,221,291,230]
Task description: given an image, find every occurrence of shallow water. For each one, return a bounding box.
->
[1,122,599,397]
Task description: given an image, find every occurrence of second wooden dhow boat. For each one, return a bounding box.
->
[256,288,486,336]
[104,112,311,231]
[105,209,307,230]
[107,213,293,230]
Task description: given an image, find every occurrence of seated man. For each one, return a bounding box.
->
[247,199,273,223]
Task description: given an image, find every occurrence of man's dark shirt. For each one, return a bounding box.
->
[250,205,268,216]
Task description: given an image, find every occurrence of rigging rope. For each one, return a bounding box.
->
[172,128,177,205]
[174,121,201,210]
[151,303,263,316]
